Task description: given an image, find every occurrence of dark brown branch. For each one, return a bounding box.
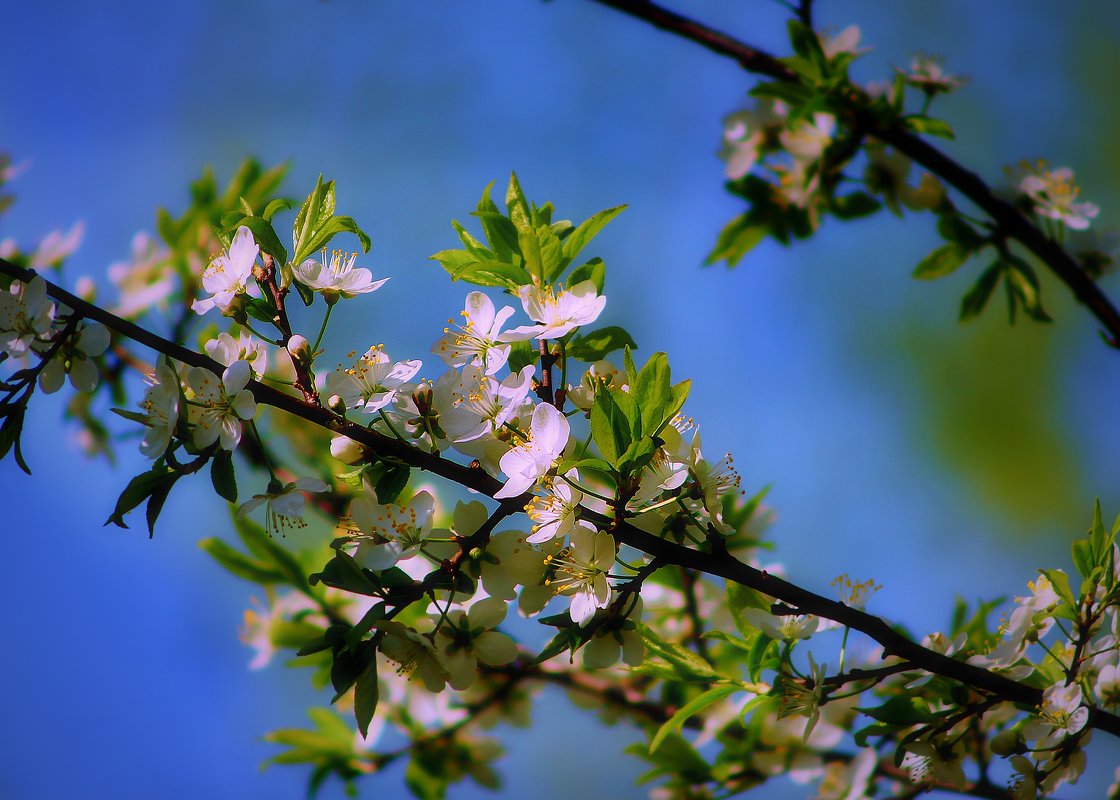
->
[5,257,1120,739]
[585,0,1120,345]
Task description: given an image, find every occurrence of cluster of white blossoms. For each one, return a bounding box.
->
[1015,162,1101,232]
[720,97,834,215]
[20,156,1117,800]
[0,275,109,394]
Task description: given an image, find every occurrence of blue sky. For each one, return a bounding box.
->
[3,1,1120,797]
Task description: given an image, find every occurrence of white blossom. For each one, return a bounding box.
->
[131,358,181,458]
[239,477,329,536]
[186,360,257,450]
[38,321,110,393]
[0,276,55,358]
[348,486,436,571]
[292,250,387,302]
[204,330,268,378]
[325,345,421,416]
[499,281,606,341]
[432,291,515,375]
[191,226,259,315]
[494,402,570,499]
[545,527,615,627]
[1018,164,1099,230]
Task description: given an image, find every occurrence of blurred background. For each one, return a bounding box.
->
[2,0,1120,797]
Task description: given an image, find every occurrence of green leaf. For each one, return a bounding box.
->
[705,212,768,267]
[210,450,237,503]
[566,326,637,362]
[638,624,719,682]
[0,404,30,475]
[199,537,286,584]
[236,215,288,266]
[233,514,310,592]
[912,243,969,280]
[292,175,327,263]
[472,211,520,261]
[353,649,379,738]
[518,228,543,283]
[505,172,532,234]
[727,582,771,639]
[1004,256,1052,322]
[634,352,672,435]
[452,259,527,290]
[959,262,1002,322]
[451,219,492,259]
[506,339,537,375]
[562,205,626,267]
[329,644,364,700]
[590,388,632,465]
[568,257,606,293]
[310,553,382,597]
[105,465,179,530]
[831,192,882,220]
[787,19,826,62]
[262,197,293,222]
[625,734,711,784]
[299,215,372,263]
[856,695,934,725]
[537,224,565,283]
[650,684,740,754]
[905,115,956,139]
[749,80,813,106]
[1040,568,1077,610]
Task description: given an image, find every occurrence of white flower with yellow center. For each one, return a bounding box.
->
[1022,681,1089,747]
[348,485,436,571]
[293,250,388,303]
[376,620,448,693]
[191,226,259,315]
[239,476,329,537]
[186,360,257,450]
[435,596,518,690]
[439,364,535,444]
[777,653,829,741]
[739,607,819,641]
[545,527,615,627]
[0,276,55,358]
[526,478,593,544]
[204,330,268,378]
[325,345,422,416]
[493,402,570,499]
[38,321,110,393]
[499,280,606,342]
[1019,164,1099,230]
[130,357,180,459]
[779,112,836,163]
[432,291,515,375]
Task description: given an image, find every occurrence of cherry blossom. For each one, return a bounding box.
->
[191,226,259,315]
[498,280,606,342]
[292,250,387,303]
[493,401,570,499]
[432,291,514,375]
[186,359,257,450]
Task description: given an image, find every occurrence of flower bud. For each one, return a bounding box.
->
[287,334,312,365]
[328,394,347,415]
[330,434,366,464]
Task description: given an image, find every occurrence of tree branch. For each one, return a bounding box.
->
[6,256,1117,738]
[584,0,1120,345]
